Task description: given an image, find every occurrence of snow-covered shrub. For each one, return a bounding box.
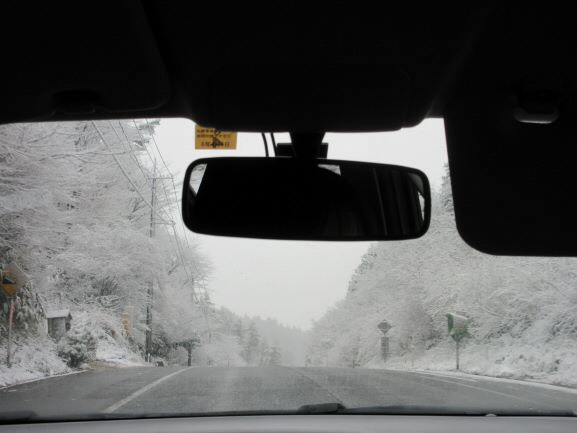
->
[70,309,144,366]
[57,330,97,367]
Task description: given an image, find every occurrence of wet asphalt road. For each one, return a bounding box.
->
[1,366,576,419]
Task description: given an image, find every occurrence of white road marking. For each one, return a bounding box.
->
[101,367,191,413]
[415,371,479,383]
[414,370,577,395]
[408,372,561,409]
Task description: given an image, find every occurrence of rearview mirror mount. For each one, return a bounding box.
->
[182,157,430,241]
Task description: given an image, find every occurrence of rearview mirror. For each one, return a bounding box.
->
[182,158,430,241]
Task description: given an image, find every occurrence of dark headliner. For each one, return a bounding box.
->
[2,1,577,255]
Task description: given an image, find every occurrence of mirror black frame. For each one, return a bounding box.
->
[182,157,431,241]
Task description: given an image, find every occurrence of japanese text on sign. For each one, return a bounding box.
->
[195,125,237,150]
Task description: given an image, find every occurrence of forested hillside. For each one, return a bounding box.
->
[307,167,577,386]
[0,120,208,383]
[0,121,300,386]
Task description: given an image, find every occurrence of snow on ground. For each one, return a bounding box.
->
[72,309,146,367]
[94,332,145,367]
[373,338,577,389]
[0,335,69,388]
[0,310,145,388]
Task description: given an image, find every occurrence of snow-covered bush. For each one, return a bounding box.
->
[69,308,145,366]
[57,330,97,368]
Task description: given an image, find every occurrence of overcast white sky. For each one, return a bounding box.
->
[155,119,448,330]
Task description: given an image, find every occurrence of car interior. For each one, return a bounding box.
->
[1,1,576,432]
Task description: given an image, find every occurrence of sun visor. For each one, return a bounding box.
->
[444,4,577,256]
[203,65,411,132]
[1,2,170,122]
[446,94,577,256]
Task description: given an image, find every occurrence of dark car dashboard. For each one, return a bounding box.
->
[2,415,576,433]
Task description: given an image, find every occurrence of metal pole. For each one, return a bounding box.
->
[145,159,157,361]
[456,339,460,371]
[7,298,15,368]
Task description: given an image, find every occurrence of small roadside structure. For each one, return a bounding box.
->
[46,309,72,341]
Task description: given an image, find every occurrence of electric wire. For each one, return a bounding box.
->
[140,120,212,336]
[128,121,211,340]
[116,121,177,225]
[156,175,199,303]
[109,121,149,184]
[132,120,158,168]
[112,119,212,335]
[91,122,171,225]
[143,120,207,298]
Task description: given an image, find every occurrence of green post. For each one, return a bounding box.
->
[446,313,469,371]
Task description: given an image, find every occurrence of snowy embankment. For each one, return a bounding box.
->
[71,309,146,368]
[1,311,145,388]
[93,333,146,368]
[0,335,70,388]
[307,173,577,389]
[371,337,577,388]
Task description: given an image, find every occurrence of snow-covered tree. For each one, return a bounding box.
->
[0,120,210,368]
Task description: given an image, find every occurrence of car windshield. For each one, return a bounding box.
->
[0,119,576,421]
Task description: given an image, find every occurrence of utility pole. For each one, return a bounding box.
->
[6,298,14,368]
[145,159,156,362]
[2,263,28,368]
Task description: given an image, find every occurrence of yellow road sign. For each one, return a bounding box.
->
[195,125,237,149]
[1,262,28,297]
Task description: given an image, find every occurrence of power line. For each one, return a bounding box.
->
[129,122,196,277]
[130,120,187,226]
[114,121,176,225]
[132,120,158,168]
[122,119,212,337]
[155,174,198,302]
[91,122,172,225]
[144,120,206,293]
[110,121,149,184]
[156,175,203,305]
[142,120,213,339]
[145,119,172,178]
[129,123,196,288]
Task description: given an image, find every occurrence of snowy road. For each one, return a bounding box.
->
[1,366,576,419]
